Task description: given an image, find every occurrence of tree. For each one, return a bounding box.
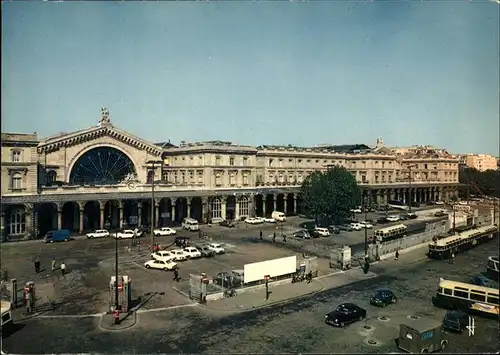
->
[459,168,500,198]
[299,166,361,224]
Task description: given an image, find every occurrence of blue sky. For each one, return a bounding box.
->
[2,1,499,155]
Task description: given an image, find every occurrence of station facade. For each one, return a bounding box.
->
[1,108,460,240]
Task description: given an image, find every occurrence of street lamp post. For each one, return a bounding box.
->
[407,164,417,214]
[147,160,163,248]
[363,193,369,258]
[114,228,119,317]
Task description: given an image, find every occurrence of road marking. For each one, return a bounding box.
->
[136,303,198,314]
[37,312,106,319]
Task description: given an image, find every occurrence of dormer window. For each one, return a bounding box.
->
[229,157,235,166]
[12,150,21,162]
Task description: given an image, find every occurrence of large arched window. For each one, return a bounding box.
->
[11,172,22,189]
[212,197,221,219]
[239,196,249,217]
[9,207,26,235]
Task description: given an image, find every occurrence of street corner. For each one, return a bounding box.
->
[98,310,138,332]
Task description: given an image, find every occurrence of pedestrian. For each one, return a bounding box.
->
[272,232,276,243]
[306,271,313,284]
[450,253,455,264]
[259,229,263,240]
[283,234,287,243]
[34,258,41,273]
[173,267,179,282]
[395,248,399,261]
[51,258,56,272]
[60,261,66,276]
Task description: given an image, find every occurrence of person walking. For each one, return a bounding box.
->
[306,271,313,284]
[394,248,399,261]
[173,267,180,282]
[259,229,263,240]
[60,261,66,276]
[282,234,287,243]
[450,252,455,264]
[51,258,57,272]
[34,258,41,273]
[272,232,276,243]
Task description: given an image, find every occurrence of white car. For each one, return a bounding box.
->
[86,229,109,239]
[153,227,176,236]
[254,217,265,224]
[207,243,225,254]
[359,221,373,229]
[133,228,143,237]
[387,215,400,222]
[263,217,276,223]
[183,247,202,259]
[144,259,177,271]
[314,227,330,237]
[150,250,175,261]
[350,223,362,231]
[435,201,445,205]
[245,218,260,224]
[114,230,136,239]
[350,208,362,213]
[169,249,188,261]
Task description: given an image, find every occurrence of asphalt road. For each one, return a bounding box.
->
[3,240,498,354]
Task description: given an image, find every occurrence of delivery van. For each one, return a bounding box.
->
[397,317,448,353]
[182,218,200,232]
[44,229,71,243]
[271,211,286,222]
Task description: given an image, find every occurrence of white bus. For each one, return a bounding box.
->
[374,224,407,243]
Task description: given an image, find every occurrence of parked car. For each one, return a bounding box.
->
[114,230,136,239]
[86,229,109,239]
[183,247,202,259]
[169,249,188,261]
[207,243,225,254]
[254,217,265,224]
[44,230,71,243]
[293,229,311,239]
[370,289,397,307]
[314,227,330,237]
[338,224,354,232]
[434,210,447,217]
[359,221,373,229]
[220,220,236,228]
[325,303,366,327]
[350,208,362,214]
[387,215,400,222]
[144,259,177,271]
[399,214,410,221]
[150,250,175,261]
[263,217,276,223]
[245,217,261,225]
[407,213,418,219]
[442,310,470,333]
[154,227,176,236]
[328,225,340,234]
[471,274,494,288]
[196,244,216,257]
[376,217,389,224]
[350,223,362,231]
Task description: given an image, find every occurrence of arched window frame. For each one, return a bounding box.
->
[9,207,26,235]
[239,196,249,217]
[212,197,222,219]
[11,172,23,190]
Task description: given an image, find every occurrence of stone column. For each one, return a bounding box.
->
[293,195,297,214]
[154,201,160,227]
[221,197,227,220]
[170,198,176,223]
[235,198,240,220]
[249,195,255,217]
[273,194,277,212]
[24,204,33,239]
[262,196,267,217]
[79,208,84,234]
[118,204,124,229]
[402,189,406,204]
[186,198,191,219]
[137,202,143,227]
[100,206,105,229]
[57,207,63,230]
[202,197,208,223]
[283,197,288,214]
[413,188,417,202]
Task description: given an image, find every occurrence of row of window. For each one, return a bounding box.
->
[211,197,250,219]
[440,287,499,305]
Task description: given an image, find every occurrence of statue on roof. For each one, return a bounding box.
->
[99,107,111,126]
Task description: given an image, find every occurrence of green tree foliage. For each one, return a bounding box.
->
[459,168,500,198]
[299,166,361,224]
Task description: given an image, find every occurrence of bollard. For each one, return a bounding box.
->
[10,278,17,309]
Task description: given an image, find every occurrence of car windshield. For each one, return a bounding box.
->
[335,306,348,314]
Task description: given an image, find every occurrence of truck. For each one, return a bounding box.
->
[397,317,448,353]
[44,230,71,243]
[271,211,286,222]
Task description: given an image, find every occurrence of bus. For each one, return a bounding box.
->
[486,256,499,280]
[427,225,498,259]
[432,278,499,318]
[374,224,407,243]
[1,300,13,332]
[388,200,409,211]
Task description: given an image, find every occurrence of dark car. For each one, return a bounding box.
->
[407,213,418,219]
[293,229,311,239]
[195,244,216,257]
[220,220,236,228]
[328,225,340,234]
[370,289,397,307]
[174,236,189,247]
[377,217,389,224]
[471,274,494,288]
[399,214,410,221]
[434,211,446,217]
[338,224,354,232]
[325,303,366,327]
[442,310,470,333]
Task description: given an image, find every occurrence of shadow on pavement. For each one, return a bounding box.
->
[1,323,26,339]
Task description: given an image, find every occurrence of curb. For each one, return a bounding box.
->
[98,311,138,332]
[202,279,326,313]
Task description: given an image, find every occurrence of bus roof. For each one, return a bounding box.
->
[439,278,499,296]
[375,224,407,233]
[433,225,498,247]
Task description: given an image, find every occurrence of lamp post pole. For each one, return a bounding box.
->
[364,193,369,259]
[147,160,163,248]
[407,164,416,214]
[115,229,119,314]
